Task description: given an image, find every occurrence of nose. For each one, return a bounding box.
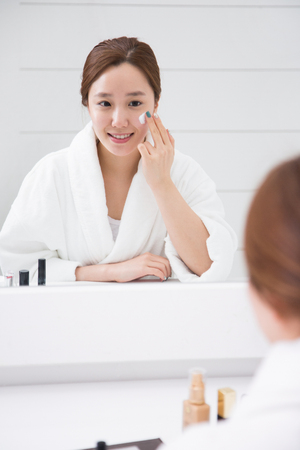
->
[111,107,129,128]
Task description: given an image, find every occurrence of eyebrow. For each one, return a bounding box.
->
[126,91,146,97]
[94,91,146,98]
[94,92,112,98]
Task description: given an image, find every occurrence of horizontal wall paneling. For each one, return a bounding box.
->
[172,132,300,190]
[20,4,300,69]
[19,1,300,6]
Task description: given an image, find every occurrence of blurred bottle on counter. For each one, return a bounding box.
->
[183,368,210,429]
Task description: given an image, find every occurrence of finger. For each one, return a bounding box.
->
[143,253,171,278]
[153,113,170,146]
[148,253,169,265]
[148,260,169,279]
[145,111,164,148]
[167,129,175,149]
[149,255,171,278]
[137,143,151,157]
[143,141,155,155]
[147,267,167,281]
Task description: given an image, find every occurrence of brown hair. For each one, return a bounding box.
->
[81,36,161,107]
[245,156,300,318]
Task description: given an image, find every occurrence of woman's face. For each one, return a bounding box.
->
[88,62,158,157]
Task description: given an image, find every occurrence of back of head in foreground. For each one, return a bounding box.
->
[245,156,300,341]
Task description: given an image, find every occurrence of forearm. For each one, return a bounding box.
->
[152,180,212,276]
[75,253,171,282]
[75,263,114,282]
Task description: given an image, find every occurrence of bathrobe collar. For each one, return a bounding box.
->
[67,122,159,264]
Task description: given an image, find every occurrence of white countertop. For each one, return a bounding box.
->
[0,280,268,385]
[0,280,258,449]
[0,375,252,450]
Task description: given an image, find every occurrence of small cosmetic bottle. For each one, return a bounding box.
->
[38,258,46,286]
[5,270,14,287]
[218,387,236,420]
[19,270,29,286]
[183,368,210,429]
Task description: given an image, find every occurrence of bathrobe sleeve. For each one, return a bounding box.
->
[165,151,238,282]
[0,151,82,283]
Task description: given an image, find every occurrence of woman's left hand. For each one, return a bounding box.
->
[137,112,175,192]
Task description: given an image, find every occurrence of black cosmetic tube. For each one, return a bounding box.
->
[19,270,29,286]
[97,443,106,450]
[38,259,46,285]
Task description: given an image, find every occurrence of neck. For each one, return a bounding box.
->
[273,316,300,342]
[97,142,141,180]
[249,284,300,343]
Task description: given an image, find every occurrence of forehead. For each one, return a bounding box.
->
[90,63,153,96]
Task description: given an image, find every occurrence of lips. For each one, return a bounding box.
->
[108,132,134,144]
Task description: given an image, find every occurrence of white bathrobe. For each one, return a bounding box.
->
[0,122,237,283]
[159,338,300,450]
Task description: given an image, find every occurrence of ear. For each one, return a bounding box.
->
[153,96,160,114]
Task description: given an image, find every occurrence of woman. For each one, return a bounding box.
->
[160,156,300,449]
[0,37,237,283]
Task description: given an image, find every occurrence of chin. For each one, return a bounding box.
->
[109,145,138,157]
[108,139,140,155]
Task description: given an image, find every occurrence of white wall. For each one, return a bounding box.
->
[1,0,300,280]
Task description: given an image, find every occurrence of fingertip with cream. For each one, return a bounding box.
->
[139,112,146,125]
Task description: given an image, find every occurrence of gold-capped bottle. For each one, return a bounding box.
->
[183,368,210,429]
[218,387,236,420]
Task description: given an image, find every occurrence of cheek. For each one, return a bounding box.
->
[130,113,148,138]
[137,123,148,135]
[133,113,149,133]
[92,115,109,133]
[135,123,148,144]
[134,114,147,128]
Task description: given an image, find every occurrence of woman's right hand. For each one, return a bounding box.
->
[111,252,171,282]
[75,253,171,283]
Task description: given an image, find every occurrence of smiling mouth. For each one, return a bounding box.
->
[108,132,134,140]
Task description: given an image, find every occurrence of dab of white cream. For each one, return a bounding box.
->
[139,112,146,124]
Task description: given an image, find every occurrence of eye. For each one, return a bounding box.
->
[99,101,111,107]
[129,100,142,107]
